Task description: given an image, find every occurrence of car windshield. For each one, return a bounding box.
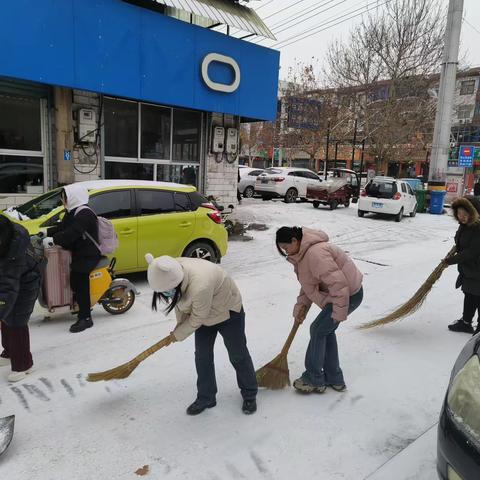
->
[366,181,397,199]
[264,168,283,175]
[15,189,63,219]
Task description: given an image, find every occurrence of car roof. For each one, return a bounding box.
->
[371,176,397,182]
[72,179,195,192]
[265,167,315,172]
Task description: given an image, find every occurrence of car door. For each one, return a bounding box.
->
[303,171,322,196]
[88,189,138,272]
[399,182,410,213]
[406,183,416,213]
[136,189,196,270]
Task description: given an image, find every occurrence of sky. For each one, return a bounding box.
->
[246,0,480,81]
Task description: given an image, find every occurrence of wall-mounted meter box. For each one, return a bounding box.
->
[78,108,97,143]
[212,126,225,153]
[226,128,238,154]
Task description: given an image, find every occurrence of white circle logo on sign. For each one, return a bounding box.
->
[201,53,241,93]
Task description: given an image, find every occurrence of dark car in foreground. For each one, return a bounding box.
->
[437,334,480,479]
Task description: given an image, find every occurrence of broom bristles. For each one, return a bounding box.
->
[256,353,291,390]
[359,247,454,330]
[86,335,172,382]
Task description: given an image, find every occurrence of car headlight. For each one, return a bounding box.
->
[447,354,480,443]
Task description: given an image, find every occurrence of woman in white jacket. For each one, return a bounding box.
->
[146,254,258,415]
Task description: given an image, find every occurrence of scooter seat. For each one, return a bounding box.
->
[95,256,110,269]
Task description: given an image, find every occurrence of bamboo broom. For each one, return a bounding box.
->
[86,334,173,382]
[256,322,301,390]
[359,246,456,330]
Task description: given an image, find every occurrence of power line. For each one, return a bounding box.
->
[254,0,275,11]
[275,0,392,49]
[464,18,480,36]
[262,0,311,20]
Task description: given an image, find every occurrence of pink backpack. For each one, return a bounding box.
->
[75,206,119,255]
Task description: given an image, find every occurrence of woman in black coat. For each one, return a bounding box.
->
[47,184,100,333]
[446,196,480,335]
[0,216,42,382]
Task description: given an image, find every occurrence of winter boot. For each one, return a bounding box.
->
[448,319,474,334]
[70,317,93,333]
[186,399,216,416]
[293,377,326,394]
[242,399,257,415]
[329,384,347,392]
[8,367,34,383]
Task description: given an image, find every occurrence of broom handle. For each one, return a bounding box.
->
[132,335,172,363]
[280,322,301,355]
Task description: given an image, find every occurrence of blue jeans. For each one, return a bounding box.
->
[302,287,364,387]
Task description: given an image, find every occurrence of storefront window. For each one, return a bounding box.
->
[105,161,153,180]
[157,164,199,188]
[0,96,42,151]
[141,104,171,160]
[172,109,201,163]
[0,155,44,194]
[104,98,138,158]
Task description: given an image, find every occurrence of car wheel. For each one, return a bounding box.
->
[313,201,320,209]
[284,188,298,204]
[243,186,254,198]
[183,242,218,263]
[410,204,417,217]
[395,208,404,222]
[329,200,338,210]
[358,210,365,217]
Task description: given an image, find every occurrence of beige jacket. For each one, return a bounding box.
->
[288,228,363,322]
[172,258,243,341]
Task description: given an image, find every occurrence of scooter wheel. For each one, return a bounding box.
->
[102,288,135,315]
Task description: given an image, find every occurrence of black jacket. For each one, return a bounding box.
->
[49,206,101,273]
[474,182,480,197]
[0,224,42,327]
[447,197,480,296]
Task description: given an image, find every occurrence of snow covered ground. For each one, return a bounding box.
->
[0,199,470,479]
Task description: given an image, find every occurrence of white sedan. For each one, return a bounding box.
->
[358,177,417,222]
[238,167,264,198]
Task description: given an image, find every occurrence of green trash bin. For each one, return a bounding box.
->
[415,189,427,213]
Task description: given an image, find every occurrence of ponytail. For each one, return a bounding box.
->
[275,226,303,257]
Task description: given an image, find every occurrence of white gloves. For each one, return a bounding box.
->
[42,237,55,248]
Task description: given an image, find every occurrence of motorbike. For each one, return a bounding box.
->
[207,196,235,236]
[36,236,138,317]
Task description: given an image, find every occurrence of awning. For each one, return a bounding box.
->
[150,0,275,39]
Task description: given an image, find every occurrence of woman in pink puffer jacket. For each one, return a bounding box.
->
[276,226,363,394]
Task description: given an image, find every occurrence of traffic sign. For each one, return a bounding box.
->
[459,145,474,167]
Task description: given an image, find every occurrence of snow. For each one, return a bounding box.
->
[0,199,470,479]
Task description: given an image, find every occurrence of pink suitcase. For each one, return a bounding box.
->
[42,246,73,310]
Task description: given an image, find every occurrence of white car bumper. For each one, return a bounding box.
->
[359,197,402,215]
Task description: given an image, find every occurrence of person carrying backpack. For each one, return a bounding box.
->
[46,184,101,333]
[0,216,42,382]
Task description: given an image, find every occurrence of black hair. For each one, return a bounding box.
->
[151,285,182,315]
[275,226,303,257]
[0,215,14,258]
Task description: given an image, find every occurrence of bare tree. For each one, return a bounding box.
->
[325,0,445,171]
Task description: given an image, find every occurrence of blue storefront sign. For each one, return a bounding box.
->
[0,0,279,121]
[459,145,474,167]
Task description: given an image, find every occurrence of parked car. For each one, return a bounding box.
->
[255,167,322,203]
[238,167,264,198]
[2,180,228,273]
[437,334,480,480]
[358,176,417,222]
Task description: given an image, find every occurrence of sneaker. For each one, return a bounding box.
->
[186,400,216,416]
[8,367,34,383]
[293,378,326,394]
[448,319,474,334]
[329,384,347,392]
[242,399,257,415]
[0,356,10,367]
[70,317,93,333]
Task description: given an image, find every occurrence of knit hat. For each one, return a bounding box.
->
[145,254,184,292]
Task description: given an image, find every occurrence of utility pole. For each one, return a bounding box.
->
[428,0,464,189]
[351,119,358,170]
[324,121,330,179]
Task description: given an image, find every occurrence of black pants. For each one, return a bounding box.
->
[70,271,92,320]
[1,322,33,372]
[194,309,257,404]
[463,293,480,324]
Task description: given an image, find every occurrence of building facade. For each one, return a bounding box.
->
[0,0,279,209]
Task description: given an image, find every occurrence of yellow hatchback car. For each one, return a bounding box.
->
[3,180,228,273]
